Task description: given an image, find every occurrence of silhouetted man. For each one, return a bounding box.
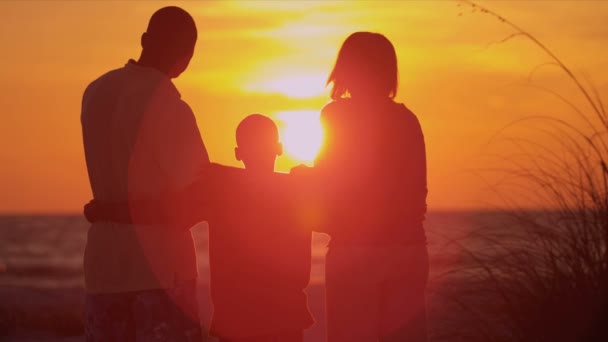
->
[81,7,204,341]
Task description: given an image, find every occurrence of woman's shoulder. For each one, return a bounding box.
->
[321,98,421,124]
[322,98,393,119]
[393,101,419,120]
[393,102,424,135]
[320,100,359,128]
[320,99,352,117]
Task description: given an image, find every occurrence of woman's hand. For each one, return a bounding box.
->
[290,164,312,176]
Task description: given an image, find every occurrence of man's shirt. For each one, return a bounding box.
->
[81,61,209,293]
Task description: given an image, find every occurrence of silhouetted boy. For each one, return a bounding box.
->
[208,114,314,342]
[82,114,314,341]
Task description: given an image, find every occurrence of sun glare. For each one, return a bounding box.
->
[246,73,327,98]
[276,110,323,164]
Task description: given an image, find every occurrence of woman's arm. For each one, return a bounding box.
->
[402,109,428,223]
[314,102,340,170]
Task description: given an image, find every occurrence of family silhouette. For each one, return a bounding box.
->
[81,6,428,342]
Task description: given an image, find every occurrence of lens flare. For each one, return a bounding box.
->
[276,110,323,163]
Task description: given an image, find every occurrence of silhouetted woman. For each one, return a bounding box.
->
[315,32,429,342]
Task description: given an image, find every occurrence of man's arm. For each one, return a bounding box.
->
[152,100,275,228]
[168,163,252,229]
[83,100,265,227]
[83,165,280,229]
[154,99,210,190]
[124,98,210,228]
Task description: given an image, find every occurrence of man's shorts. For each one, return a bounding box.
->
[85,280,202,342]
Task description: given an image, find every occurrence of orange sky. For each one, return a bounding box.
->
[1,0,607,213]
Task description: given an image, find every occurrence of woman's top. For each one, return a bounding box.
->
[314,98,427,246]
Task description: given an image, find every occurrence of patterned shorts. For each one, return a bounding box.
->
[85,280,203,342]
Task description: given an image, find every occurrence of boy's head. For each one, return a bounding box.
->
[235,114,283,172]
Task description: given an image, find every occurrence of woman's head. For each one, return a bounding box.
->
[327,32,398,100]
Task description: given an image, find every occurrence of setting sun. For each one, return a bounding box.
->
[276,110,323,164]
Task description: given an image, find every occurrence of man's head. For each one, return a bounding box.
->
[140,6,197,78]
[235,114,283,173]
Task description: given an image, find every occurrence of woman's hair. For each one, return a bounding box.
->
[327,32,398,100]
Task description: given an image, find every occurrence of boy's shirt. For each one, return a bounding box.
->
[207,172,314,339]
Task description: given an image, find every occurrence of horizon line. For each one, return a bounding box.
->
[0,207,568,217]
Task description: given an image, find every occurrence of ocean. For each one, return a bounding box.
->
[0,211,508,341]
[0,211,501,289]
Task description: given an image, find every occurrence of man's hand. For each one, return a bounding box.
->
[83,200,100,223]
[83,199,133,224]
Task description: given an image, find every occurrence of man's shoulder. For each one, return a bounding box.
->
[83,65,185,109]
[83,67,128,99]
[92,66,129,84]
